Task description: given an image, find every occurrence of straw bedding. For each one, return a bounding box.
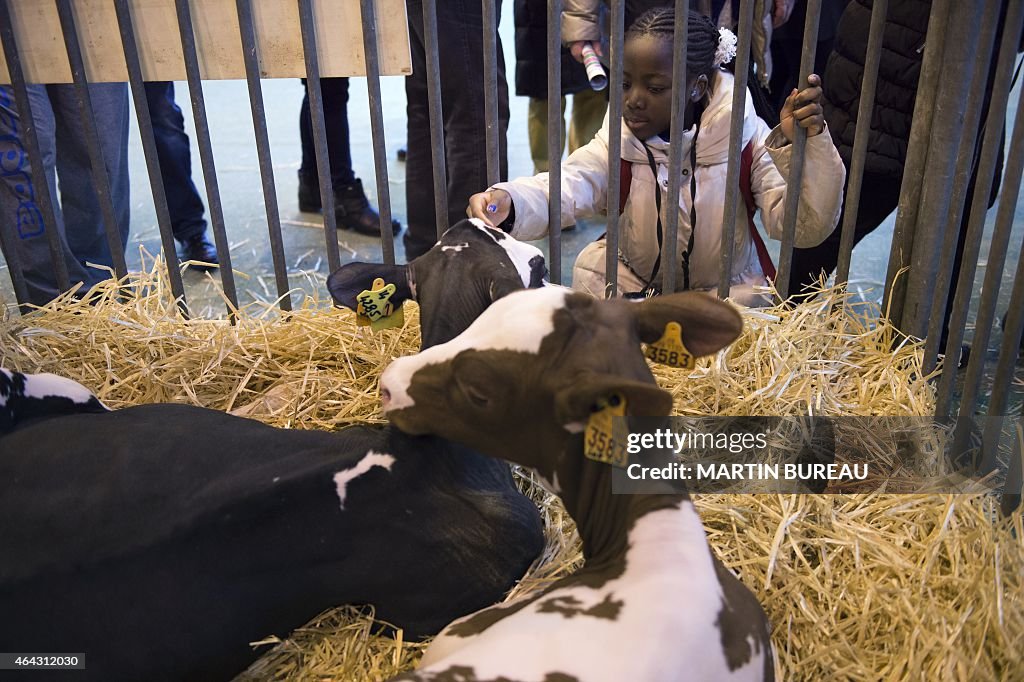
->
[1,261,1020,682]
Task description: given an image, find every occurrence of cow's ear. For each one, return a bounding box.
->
[554,372,673,425]
[327,262,411,310]
[630,292,743,358]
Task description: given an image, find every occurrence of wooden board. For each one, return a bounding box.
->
[0,0,412,83]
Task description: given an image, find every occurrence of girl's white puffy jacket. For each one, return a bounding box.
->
[492,69,846,306]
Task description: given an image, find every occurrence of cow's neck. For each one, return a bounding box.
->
[554,436,690,572]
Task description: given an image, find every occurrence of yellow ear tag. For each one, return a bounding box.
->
[356,277,405,332]
[584,393,628,467]
[644,321,695,369]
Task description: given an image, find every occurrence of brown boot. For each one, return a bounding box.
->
[336,179,401,236]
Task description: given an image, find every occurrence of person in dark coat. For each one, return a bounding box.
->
[516,0,607,173]
[788,0,1010,357]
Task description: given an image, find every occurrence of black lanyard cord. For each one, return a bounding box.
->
[641,138,698,293]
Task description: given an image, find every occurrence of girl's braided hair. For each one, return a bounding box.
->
[626,7,720,78]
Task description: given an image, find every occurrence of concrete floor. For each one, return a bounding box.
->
[1,5,1021,364]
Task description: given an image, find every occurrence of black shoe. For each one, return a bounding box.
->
[298,171,321,213]
[180,234,219,271]
[336,178,401,237]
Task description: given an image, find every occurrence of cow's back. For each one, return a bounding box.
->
[0,404,542,680]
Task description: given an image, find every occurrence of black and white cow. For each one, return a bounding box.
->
[380,287,775,681]
[0,220,547,681]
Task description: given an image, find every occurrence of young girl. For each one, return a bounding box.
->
[468,8,845,306]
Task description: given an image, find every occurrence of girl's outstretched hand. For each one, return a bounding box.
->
[467,188,512,228]
[779,73,825,143]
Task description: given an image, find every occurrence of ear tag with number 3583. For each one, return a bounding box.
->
[584,393,628,467]
[644,321,695,369]
[356,277,405,332]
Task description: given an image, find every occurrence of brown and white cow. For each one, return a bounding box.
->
[381,286,775,682]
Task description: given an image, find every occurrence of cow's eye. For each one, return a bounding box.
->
[461,383,491,409]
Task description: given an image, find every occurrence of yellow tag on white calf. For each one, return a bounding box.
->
[356,278,405,332]
[644,321,695,369]
[584,394,628,467]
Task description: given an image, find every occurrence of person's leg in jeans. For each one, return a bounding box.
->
[50,82,130,285]
[0,85,98,305]
[404,0,509,260]
[299,77,398,235]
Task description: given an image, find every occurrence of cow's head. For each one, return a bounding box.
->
[327,219,547,349]
[379,288,742,476]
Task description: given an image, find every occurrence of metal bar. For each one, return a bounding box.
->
[0,0,69,301]
[717,0,754,299]
[55,0,128,283]
[935,0,1024,417]
[982,229,1024,485]
[958,79,1024,443]
[834,0,886,286]
[921,3,999,373]
[772,0,820,300]
[113,0,189,316]
[603,0,625,298]
[0,197,30,309]
[482,0,500,188]
[899,2,982,340]
[882,0,950,326]
[547,0,563,285]
[986,233,1024,419]
[297,0,342,275]
[358,0,397,265]
[422,0,448,242]
[235,0,291,310]
[173,0,238,315]
[660,0,689,295]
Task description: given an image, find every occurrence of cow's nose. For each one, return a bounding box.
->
[380,387,392,410]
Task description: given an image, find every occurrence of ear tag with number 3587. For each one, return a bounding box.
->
[356,278,405,332]
[584,393,628,467]
[644,321,695,369]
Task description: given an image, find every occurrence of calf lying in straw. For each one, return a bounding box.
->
[0,220,546,681]
[381,287,775,681]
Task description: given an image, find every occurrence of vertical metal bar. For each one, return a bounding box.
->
[173,0,238,315]
[0,0,69,299]
[358,0,397,265]
[772,0,820,300]
[235,0,291,310]
[956,83,1024,433]
[717,0,754,299]
[482,0,500,188]
[922,3,999,373]
[113,0,188,316]
[834,0,886,287]
[603,0,625,298]
[422,0,448,242]
[882,0,950,325]
[297,0,342,275]
[935,1,1024,417]
[0,203,30,309]
[986,243,1024,419]
[547,0,563,284]
[982,230,1024,469]
[55,0,128,282]
[900,2,983,340]
[660,0,689,295]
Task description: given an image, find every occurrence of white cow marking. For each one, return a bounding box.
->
[380,287,571,412]
[418,501,760,680]
[467,218,545,288]
[333,451,396,510]
[1,370,106,409]
[441,242,470,253]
